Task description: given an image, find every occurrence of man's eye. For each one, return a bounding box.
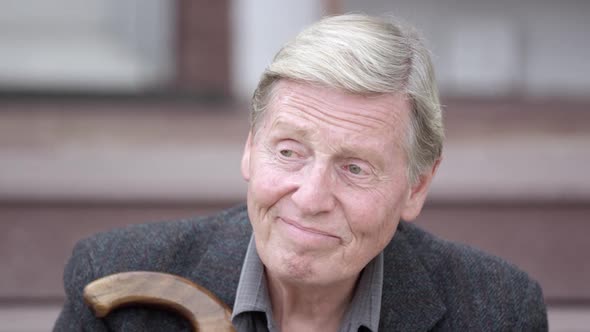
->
[347,164,362,175]
[280,149,294,157]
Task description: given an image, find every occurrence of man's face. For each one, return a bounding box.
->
[241,80,431,286]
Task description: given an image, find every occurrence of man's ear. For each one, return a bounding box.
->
[241,132,253,182]
[401,158,442,221]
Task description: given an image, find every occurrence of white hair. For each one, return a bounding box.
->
[251,14,444,184]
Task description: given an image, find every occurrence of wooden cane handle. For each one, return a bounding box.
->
[83,271,235,332]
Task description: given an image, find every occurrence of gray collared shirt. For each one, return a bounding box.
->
[231,236,383,332]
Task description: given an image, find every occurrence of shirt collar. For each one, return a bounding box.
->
[342,251,383,332]
[231,236,276,330]
[232,235,383,332]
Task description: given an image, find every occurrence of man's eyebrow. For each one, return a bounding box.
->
[269,119,314,139]
[338,144,383,163]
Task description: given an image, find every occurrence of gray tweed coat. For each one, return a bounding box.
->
[54,204,547,331]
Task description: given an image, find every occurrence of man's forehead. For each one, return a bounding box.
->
[264,80,412,136]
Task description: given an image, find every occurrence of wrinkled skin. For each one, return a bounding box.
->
[241,80,438,287]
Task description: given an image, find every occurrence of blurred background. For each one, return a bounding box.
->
[0,0,588,330]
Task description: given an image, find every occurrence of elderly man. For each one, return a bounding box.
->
[54,14,547,331]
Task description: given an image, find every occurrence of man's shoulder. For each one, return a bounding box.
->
[67,204,251,285]
[56,205,251,330]
[388,221,547,330]
[398,221,535,287]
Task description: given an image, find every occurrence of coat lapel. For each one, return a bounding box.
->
[379,222,447,331]
[192,206,253,308]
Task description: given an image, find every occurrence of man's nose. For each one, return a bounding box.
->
[291,163,336,215]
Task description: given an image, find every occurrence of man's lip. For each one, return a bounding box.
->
[279,217,339,238]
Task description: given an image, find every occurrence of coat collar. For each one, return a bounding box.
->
[192,206,253,308]
[379,222,447,331]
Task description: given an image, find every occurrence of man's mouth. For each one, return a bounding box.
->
[278,217,340,243]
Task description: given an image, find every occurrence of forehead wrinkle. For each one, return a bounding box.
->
[281,101,374,137]
[276,84,407,135]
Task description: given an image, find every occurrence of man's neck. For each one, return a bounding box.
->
[265,268,359,332]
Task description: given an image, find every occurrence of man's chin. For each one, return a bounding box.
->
[262,248,318,282]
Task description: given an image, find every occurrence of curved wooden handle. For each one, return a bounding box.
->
[83,271,235,332]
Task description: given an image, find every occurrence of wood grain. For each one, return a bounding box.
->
[83,271,235,332]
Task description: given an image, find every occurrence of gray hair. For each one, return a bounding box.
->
[251,14,444,185]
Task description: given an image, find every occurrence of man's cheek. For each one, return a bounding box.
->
[251,174,284,207]
[349,202,390,235]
